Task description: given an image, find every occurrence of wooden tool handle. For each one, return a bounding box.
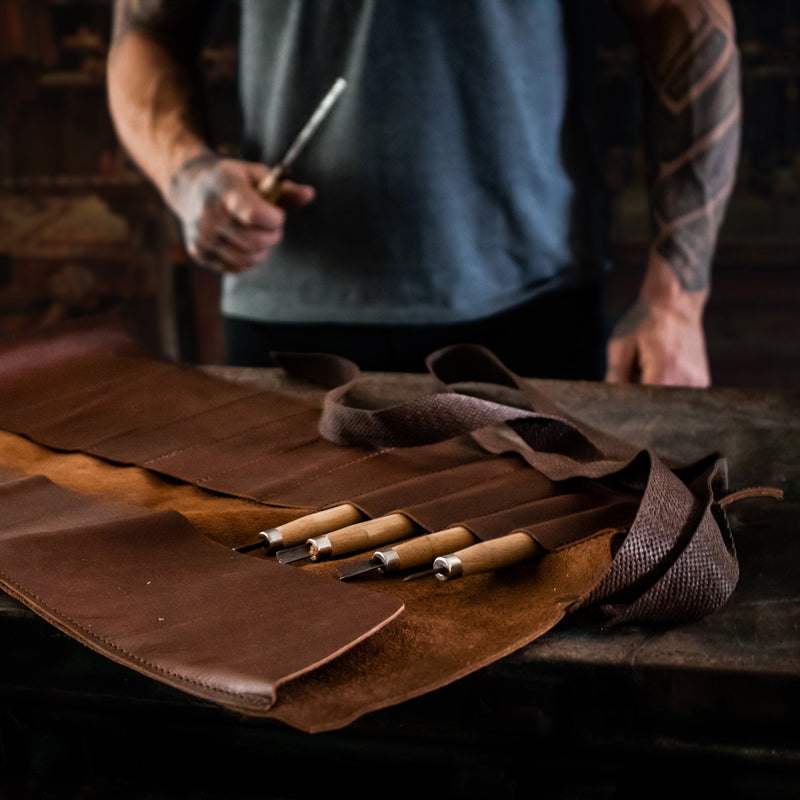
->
[381,526,476,571]
[435,533,543,580]
[309,513,417,560]
[277,503,364,548]
[257,165,285,203]
[457,532,542,575]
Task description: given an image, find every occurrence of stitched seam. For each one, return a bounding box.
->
[353,460,525,514]
[141,407,316,466]
[92,389,267,453]
[10,362,172,419]
[254,447,397,496]
[193,434,324,483]
[0,568,269,705]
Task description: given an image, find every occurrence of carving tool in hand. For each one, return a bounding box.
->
[405,532,545,582]
[257,76,348,202]
[338,525,477,581]
[276,513,419,564]
[235,503,364,553]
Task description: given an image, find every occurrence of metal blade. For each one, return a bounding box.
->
[234,527,283,554]
[402,567,439,582]
[235,540,266,554]
[279,77,347,171]
[337,559,383,581]
[276,544,312,564]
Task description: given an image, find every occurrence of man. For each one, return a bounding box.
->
[107,1,740,384]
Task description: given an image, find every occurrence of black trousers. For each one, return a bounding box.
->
[224,285,608,380]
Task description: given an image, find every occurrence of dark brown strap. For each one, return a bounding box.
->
[275,344,641,482]
[276,345,745,626]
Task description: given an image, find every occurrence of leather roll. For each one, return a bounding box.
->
[0,321,507,511]
[0,468,404,716]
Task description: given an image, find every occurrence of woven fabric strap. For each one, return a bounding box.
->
[276,344,739,625]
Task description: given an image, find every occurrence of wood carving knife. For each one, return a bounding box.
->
[257,76,347,201]
[235,503,364,553]
[428,533,544,581]
[417,524,628,582]
[276,513,419,564]
[337,525,477,580]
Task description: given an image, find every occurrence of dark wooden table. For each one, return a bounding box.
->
[1,370,798,800]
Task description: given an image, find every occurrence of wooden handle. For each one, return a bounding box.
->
[436,533,543,580]
[257,165,285,203]
[276,503,364,548]
[309,513,418,559]
[378,526,477,572]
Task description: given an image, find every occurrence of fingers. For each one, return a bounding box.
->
[604,336,637,384]
[222,170,288,230]
[190,215,283,274]
[173,156,316,274]
[641,353,711,388]
[604,304,712,388]
[274,180,316,210]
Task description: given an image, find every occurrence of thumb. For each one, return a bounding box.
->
[275,179,316,210]
[221,161,286,228]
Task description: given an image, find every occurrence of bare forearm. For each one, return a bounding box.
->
[106,1,315,275]
[106,0,220,198]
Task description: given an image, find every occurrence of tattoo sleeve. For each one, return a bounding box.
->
[621,1,742,292]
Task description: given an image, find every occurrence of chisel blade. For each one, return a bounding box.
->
[276,544,312,564]
[337,559,383,581]
[235,527,281,554]
[235,539,266,554]
[402,567,439,582]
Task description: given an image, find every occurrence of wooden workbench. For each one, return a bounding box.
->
[1,368,798,799]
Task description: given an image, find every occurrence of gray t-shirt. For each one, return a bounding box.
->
[223,0,609,325]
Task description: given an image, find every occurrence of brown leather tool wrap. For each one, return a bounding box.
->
[0,315,747,732]
[277,345,739,624]
[0,320,510,511]
[0,316,740,627]
[0,466,403,716]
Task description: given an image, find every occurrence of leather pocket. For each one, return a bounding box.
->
[0,468,404,715]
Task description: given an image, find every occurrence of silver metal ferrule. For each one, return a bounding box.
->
[433,554,463,582]
[308,535,333,561]
[373,548,400,573]
[259,529,283,552]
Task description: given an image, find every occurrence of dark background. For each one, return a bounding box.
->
[1,0,798,388]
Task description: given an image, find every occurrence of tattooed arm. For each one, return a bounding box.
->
[107,1,314,273]
[606,0,741,386]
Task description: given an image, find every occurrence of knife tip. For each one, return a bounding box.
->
[402,567,439,582]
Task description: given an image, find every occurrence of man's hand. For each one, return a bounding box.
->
[605,254,711,387]
[605,295,710,387]
[167,153,315,274]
